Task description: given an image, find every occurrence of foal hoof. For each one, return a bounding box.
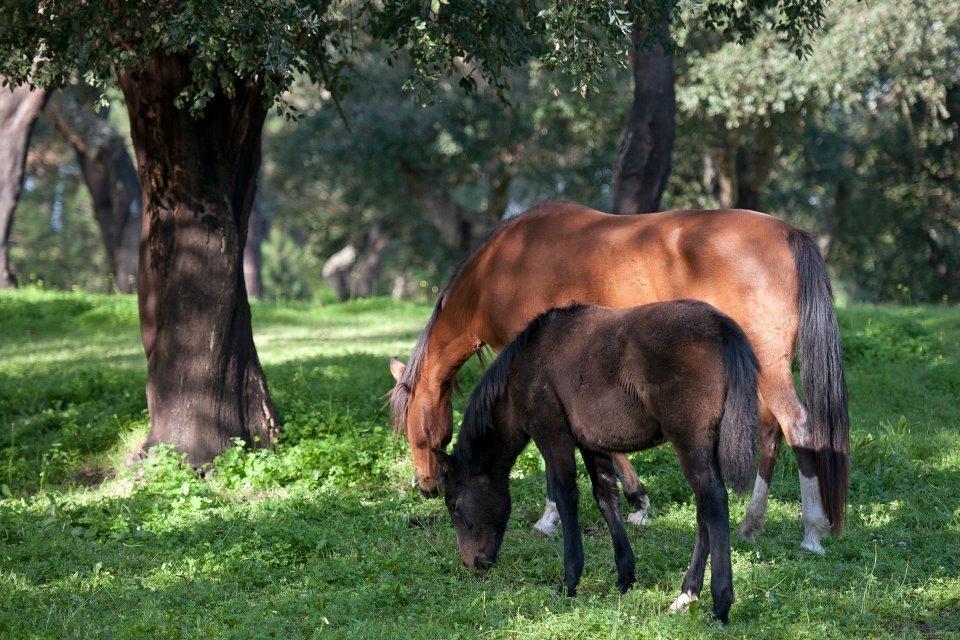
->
[627,510,651,527]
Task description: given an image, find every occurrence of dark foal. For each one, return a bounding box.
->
[436,301,760,624]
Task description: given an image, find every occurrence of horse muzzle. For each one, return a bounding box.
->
[413,474,441,498]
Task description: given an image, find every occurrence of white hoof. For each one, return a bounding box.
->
[533,500,560,537]
[738,515,764,542]
[668,590,698,613]
[626,510,651,527]
[800,532,826,555]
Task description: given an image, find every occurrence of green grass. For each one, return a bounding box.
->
[1,288,959,639]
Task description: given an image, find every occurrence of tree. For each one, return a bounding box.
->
[45,85,141,292]
[611,4,675,214]
[0,82,47,288]
[0,1,827,463]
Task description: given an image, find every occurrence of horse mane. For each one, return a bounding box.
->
[455,303,588,461]
[390,290,446,435]
[389,201,575,437]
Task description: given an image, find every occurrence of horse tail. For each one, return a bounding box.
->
[788,229,849,532]
[717,313,761,495]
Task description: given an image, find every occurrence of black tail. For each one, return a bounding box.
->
[788,229,849,532]
[717,314,761,495]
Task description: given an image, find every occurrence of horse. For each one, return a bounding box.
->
[435,300,760,624]
[390,201,848,554]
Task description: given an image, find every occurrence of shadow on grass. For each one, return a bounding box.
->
[1,456,958,639]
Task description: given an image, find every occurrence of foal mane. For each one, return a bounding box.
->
[455,303,588,460]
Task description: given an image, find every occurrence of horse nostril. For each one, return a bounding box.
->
[474,557,494,571]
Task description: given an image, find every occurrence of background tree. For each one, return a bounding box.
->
[0,83,48,288]
[0,0,828,462]
[45,85,141,293]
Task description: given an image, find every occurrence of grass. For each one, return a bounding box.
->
[1,288,959,639]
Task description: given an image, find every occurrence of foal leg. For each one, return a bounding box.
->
[669,513,708,613]
[541,438,584,596]
[612,453,652,527]
[677,448,735,625]
[583,452,636,593]
[738,406,782,541]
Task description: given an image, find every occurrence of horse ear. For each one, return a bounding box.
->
[432,447,453,477]
[389,357,406,382]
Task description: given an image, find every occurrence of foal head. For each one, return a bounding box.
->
[436,449,511,570]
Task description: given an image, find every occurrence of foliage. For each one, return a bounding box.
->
[0,1,826,108]
[1,290,959,637]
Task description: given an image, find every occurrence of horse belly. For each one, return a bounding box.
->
[568,389,662,453]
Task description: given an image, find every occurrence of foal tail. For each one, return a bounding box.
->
[717,315,761,495]
[788,229,849,533]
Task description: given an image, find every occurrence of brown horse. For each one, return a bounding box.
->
[390,201,848,553]
[436,300,760,624]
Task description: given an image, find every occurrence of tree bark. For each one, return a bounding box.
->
[46,86,141,292]
[244,194,267,300]
[611,12,675,214]
[0,83,48,288]
[118,51,279,465]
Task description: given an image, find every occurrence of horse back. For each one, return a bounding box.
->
[443,202,799,368]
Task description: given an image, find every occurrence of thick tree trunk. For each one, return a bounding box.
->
[244,195,267,300]
[0,83,48,288]
[351,222,389,298]
[611,13,675,214]
[46,86,141,292]
[118,52,279,465]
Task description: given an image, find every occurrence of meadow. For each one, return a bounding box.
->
[0,289,958,639]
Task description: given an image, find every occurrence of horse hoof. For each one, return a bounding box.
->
[800,538,826,556]
[737,518,763,542]
[532,520,559,537]
[627,510,651,527]
[668,590,698,613]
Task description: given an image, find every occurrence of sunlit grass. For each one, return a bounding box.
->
[0,288,958,638]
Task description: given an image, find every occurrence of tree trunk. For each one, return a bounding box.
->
[611,12,675,214]
[733,127,776,211]
[322,245,357,302]
[244,194,267,300]
[351,222,389,298]
[118,52,279,465]
[712,127,776,210]
[0,83,48,288]
[46,86,141,292]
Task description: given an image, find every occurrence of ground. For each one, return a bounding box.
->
[1,289,958,639]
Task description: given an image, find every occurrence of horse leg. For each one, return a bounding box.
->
[532,498,561,537]
[764,369,832,554]
[737,405,782,541]
[541,437,584,596]
[612,453,652,527]
[675,448,734,625]
[583,452,636,593]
